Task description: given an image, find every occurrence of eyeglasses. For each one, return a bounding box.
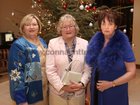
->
[62,25,75,30]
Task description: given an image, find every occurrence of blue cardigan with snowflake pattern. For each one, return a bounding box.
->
[8,36,47,105]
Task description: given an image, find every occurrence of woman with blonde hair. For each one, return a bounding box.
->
[8,14,48,105]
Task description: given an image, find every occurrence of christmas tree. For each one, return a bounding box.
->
[32,0,133,43]
[32,0,102,42]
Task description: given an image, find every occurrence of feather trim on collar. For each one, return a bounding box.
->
[86,29,129,72]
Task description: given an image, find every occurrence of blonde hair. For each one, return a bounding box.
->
[19,14,42,35]
[57,14,79,35]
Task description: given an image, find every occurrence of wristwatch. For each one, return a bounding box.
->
[79,81,85,87]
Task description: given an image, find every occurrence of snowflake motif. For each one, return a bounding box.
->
[18,62,22,67]
[10,69,21,81]
[32,53,36,58]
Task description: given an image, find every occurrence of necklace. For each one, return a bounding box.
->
[23,36,40,46]
[37,42,47,56]
[37,41,47,68]
[23,36,47,67]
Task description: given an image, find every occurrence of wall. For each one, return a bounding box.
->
[0,0,34,37]
[133,0,140,64]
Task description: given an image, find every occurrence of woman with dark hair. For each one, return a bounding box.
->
[85,9,136,105]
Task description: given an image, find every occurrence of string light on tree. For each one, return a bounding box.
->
[11,12,15,16]
[123,29,127,33]
[31,5,34,8]
[89,3,92,7]
[130,8,134,12]
[47,20,51,25]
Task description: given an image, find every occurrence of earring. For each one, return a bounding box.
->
[38,31,42,34]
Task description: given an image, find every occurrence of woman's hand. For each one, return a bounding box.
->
[62,81,84,92]
[19,102,28,105]
[96,80,113,92]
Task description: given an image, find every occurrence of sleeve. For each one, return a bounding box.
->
[8,43,27,104]
[121,36,135,62]
[85,36,95,67]
[80,64,91,86]
[79,40,91,86]
[46,40,64,92]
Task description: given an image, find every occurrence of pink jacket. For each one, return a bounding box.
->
[46,36,91,95]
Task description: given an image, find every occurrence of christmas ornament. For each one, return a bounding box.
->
[85,5,90,10]
[89,22,93,27]
[93,6,96,11]
[85,5,90,11]
[79,4,84,10]
[63,3,68,10]
[36,0,43,3]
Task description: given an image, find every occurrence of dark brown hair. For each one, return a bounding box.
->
[98,9,122,28]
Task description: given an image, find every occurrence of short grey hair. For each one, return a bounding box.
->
[57,14,79,35]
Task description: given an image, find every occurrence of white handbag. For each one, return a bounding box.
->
[61,60,82,85]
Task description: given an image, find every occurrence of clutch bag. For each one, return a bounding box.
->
[61,60,82,85]
[61,70,82,85]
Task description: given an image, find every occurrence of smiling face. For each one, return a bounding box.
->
[23,18,39,39]
[19,14,42,39]
[61,19,76,40]
[57,14,79,41]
